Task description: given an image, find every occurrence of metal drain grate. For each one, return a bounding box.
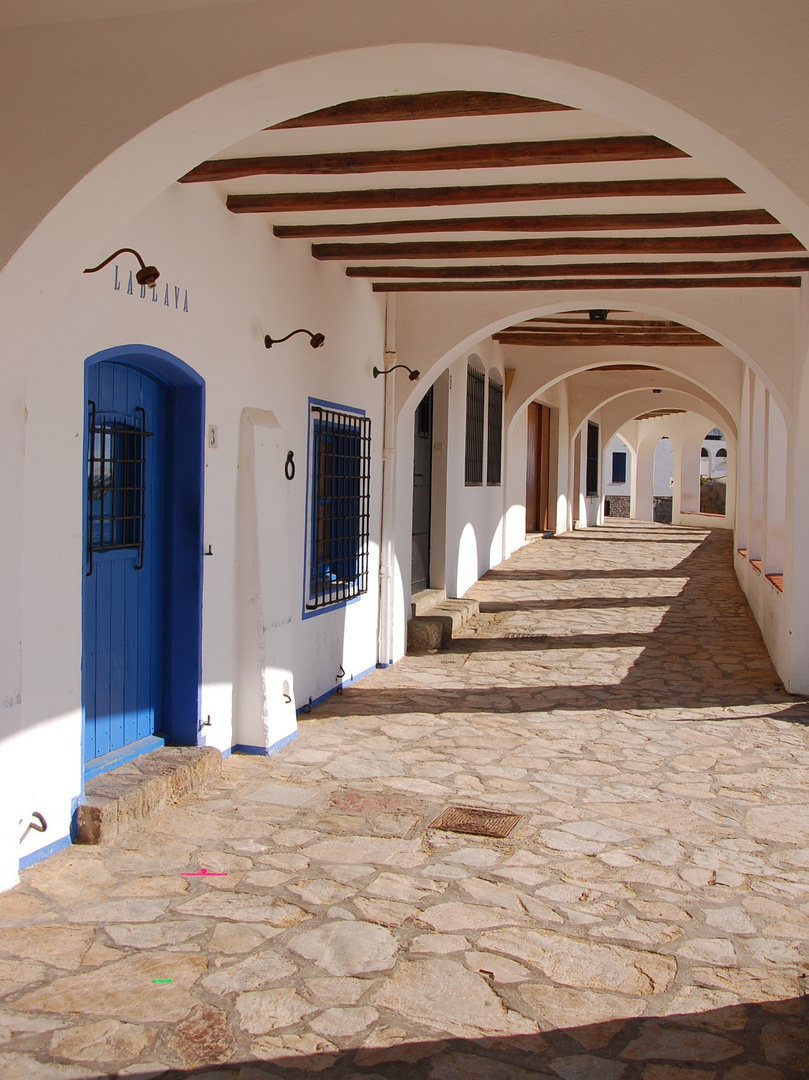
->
[428,805,523,838]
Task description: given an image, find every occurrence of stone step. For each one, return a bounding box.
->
[76,746,222,845]
[410,588,447,617]
[407,592,479,652]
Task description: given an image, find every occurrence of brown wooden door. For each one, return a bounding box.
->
[526,403,551,533]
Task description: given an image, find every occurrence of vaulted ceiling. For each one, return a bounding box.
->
[179,89,807,308]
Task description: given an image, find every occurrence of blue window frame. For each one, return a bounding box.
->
[305,402,371,612]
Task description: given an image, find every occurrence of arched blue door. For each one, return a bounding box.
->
[83,361,168,762]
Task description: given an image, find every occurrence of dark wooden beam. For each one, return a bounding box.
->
[636,410,686,418]
[317,235,804,260]
[527,317,700,327]
[502,323,702,335]
[181,136,687,182]
[589,364,662,370]
[226,177,742,213]
[493,332,720,346]
[346,256,809,278]
[371,276,801,291]
[274,209,777,238]
[268,91,576,128]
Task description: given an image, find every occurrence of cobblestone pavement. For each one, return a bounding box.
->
[3,522,809,1079]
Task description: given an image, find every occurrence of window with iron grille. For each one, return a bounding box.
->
[87,402,148,573]
[487,379,503,485]
[306,403,371,612]
[465,366,485,485]
[586,421,599,496]
[611,451,627,484]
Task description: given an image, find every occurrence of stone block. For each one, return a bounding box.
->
[407,615,452,651]
[76,747,222,845]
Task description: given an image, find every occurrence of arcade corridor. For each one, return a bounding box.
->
[1,522,808,1077]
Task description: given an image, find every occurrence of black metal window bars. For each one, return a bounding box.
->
[307,405,371,610]
[465,366,485,485]
[487,378,503,485]
[87,402,150,575]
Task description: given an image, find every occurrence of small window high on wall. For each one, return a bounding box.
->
[487,379,503,486]
[611,451,627,484]
[465,366,485,485]
[586,422,599,496]
[305,402,371,613]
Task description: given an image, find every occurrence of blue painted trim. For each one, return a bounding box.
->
[84,734,166,781]
[20,834,72,871]
[82,345,205,756]
[296,663,376,715]
[231,730,299,757]
[69,795,81,842]
[308,396,365,416]
[301,594,361,621]
[301,396,368,620]
[220,746,234,759]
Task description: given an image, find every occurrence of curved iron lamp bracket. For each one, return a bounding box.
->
[264,329,325,349]
[84,248,160,288]
[372,364,420,381]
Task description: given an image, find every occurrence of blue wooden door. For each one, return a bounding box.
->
[83,361,167,763]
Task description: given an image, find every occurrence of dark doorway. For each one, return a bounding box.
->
[526,402,551,533]
[411,387,433,594]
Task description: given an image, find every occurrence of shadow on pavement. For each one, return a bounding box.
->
[68,996,809,1078]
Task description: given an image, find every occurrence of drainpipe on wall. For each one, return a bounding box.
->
[376,294,397,667]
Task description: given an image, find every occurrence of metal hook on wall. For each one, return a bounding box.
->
[19,812,47,843]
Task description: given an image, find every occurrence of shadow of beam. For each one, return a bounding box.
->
[73,997,809,1078]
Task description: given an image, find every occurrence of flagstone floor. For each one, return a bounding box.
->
[2,522,809,1079]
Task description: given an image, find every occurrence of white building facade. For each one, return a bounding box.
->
[1,1,807,890]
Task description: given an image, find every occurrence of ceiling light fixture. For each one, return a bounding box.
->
[264,329,325,349]
[373,364,420,381]
[84,248,160,288]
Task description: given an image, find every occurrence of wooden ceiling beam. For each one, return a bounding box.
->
[493,333,719,346]
[226,177,742,213]
[268,91,576,128]
[636,410,686,418]
[527,317,701,327]
[503,323,703,335]
[371,276,801,291]
[318,234,803,260]
[273,209,777,238]
[180,136,687,182]
[346,256,809,278]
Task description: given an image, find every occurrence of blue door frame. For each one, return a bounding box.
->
[82,345,205,772]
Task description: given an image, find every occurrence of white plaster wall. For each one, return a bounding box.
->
[654,439,675,497]
[444,342,507,598]
[604,434,632,498]
[12,180,386,873]
[504,405,528,557]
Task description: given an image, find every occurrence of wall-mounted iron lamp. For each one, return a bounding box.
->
[373,364,420,381]
[264,329,325,349]
[652,388,663,394]
[84,248,160,288]
[589,309,610,322]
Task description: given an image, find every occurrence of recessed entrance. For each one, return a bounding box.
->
[82,346,205,777]
[411,386,434,594]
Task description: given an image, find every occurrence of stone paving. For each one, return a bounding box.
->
[2,521,809,1079]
